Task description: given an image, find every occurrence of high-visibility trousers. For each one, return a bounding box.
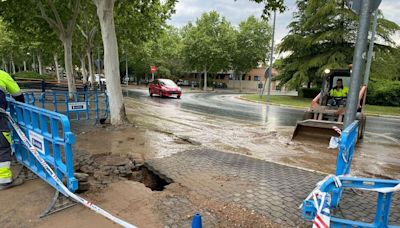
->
[0,131,12,184]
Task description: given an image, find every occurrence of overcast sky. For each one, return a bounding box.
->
[168,0,400,44]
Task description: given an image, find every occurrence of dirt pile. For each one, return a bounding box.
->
[74,151,145,191]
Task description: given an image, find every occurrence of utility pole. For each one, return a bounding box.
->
[260,10,276,101]
[344,0,372,128]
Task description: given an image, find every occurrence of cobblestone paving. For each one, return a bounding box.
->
[156,195,219,228]
[146,149,400,226]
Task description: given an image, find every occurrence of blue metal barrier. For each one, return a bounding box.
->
[301,121,400,227]
[8,99,78,193]
[23,90,109,121]
[302,176,400,227]
[335,120,359,176]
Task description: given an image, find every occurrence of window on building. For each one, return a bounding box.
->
[254,76,259,81]
[248,76,251,81]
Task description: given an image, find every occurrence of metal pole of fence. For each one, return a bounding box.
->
[344,0,372,128]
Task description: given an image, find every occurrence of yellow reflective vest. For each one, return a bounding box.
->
[330,86,349,97]
[0,70,22,96]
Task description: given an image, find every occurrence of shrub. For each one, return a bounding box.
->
[367,80,400,106]
[298,87,321,98]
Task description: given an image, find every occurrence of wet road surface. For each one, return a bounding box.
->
[124,89,400,140]
[123,88,400,179]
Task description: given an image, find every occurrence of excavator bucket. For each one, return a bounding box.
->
[292,119,343,142]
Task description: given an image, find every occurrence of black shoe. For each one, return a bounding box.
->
[0,178,24,190]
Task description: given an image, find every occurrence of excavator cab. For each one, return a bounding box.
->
[292,69,367,142]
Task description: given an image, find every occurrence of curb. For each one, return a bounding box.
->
[237,96,308,110]
[237,96,400,118]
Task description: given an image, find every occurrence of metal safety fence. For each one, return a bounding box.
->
[8,99,78,193]
[23,90,109,121]
[301,121,400,227]
[7,99,136,226]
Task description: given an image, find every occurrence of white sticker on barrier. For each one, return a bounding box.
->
[29,131,45,154]
[68,102,87,111]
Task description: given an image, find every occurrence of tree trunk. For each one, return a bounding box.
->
[10,57,16,74]
[95,0,128,125]
[80,57,88,84]
[87,50,94,84]
[2,59,8,73]
[37,54,43,75]
[23,61,27,71]
[63,38,77,95]
[54,53,61,82]
[203,69,207,90]
[238,72,242,92]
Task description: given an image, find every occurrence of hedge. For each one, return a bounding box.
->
[12,71,54,80]
[367,80,400,106]
[298,87,321,98]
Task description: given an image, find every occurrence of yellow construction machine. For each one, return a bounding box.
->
[292,69,367,142]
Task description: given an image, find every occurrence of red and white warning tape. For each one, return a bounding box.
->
[4,111,136,228]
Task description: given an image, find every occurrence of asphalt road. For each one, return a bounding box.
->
[124,89,400,141]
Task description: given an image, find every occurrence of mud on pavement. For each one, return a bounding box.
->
[0,121,289,228]
[1,93,399,227]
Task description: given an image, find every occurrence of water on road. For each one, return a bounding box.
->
[123,89,400,179]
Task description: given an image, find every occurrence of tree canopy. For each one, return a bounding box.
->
[276,0,400,89]
[182,11,235,74]
[232,16,271,74]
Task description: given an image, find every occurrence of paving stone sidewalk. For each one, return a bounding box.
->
[146,149,400,227]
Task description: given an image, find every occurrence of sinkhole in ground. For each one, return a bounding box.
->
[131,165,171,191]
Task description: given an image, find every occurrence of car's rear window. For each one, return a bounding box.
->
[160,80,176,86]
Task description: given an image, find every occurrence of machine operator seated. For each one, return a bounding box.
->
[328,78,348,107]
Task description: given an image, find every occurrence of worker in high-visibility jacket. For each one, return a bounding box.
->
[0,70,25,190]
[330,79,349,97]
[328,79,349,106]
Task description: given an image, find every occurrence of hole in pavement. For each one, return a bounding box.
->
[130,166,171,191]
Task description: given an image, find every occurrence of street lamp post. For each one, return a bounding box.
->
[260,10,276,101]
[344,0,372,128]
[267,10,277,102]
[363,10,378,86]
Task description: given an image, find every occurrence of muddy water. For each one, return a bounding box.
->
[123,89,400,179]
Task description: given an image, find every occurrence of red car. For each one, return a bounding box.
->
[149,79,182,98]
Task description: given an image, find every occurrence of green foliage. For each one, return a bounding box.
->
[369,47,400,81]
[277,0,400,89]
[182,11,235,73]
[298,87,321,98]
[0,0,65,68]
[367,80,400,106]
[247,0,286,18]
[13,71,54,80]
[232,16,271,74]
[116,0,177,46]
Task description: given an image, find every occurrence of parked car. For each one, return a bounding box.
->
[149,79,182,98]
